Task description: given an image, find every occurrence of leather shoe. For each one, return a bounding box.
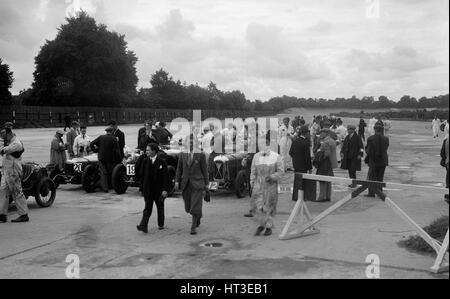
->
[11,215,29,223]
[254,226,265,236]
[264,228,272,236]
[244,213,254,218]
[190,229,197,235]
[137,225,148,234]
[348,184,357,188]
[0,215,7,223]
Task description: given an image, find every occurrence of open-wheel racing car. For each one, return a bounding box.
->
[0,163,56,208]
[209,153,248,198]
[111,145,180,196]
[48,154,101,193]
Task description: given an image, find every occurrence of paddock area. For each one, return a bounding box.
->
[0,114,448,279]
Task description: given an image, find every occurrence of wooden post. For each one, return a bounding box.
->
[431,229,449,274]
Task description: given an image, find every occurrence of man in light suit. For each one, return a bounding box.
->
[175,134,209,235]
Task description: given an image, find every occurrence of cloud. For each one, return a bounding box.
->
[347,46,438,73]
[0,0,448,101]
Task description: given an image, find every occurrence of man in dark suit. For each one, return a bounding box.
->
[290,125,315,201]
[136,143,170,233]
[137,121,158,152]
[175,134,209,235]
[90,127,121,192]
[108,121,125,160]
[364,124,389,198]
[440,138,449,203]
[358,117,367,142]
[341,125,364,188]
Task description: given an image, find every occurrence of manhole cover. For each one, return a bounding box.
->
[201,242,223,248]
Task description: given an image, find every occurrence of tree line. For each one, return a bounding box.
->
[0,12,448,113]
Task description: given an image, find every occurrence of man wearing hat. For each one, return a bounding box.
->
[0,123,29,223]
[315,128,338,202]
[341,124,364,188]
[290,126,316,202]
[66,121,80,159]
[50,129,68,172]
[364,123,389,198]
[90,127,122,192]
[108,121,125,160]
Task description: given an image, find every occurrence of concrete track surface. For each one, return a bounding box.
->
[0,115,448,279]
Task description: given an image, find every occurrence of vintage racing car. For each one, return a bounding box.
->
[209,152,248,198]
[111,145,180,196]
[49,154,101,193]
[0,163,56,208]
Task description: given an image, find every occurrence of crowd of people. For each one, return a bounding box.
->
[0,113,448,237]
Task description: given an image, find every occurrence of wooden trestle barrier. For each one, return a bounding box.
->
[279,173,449,274]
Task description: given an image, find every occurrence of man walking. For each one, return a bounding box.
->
[175,134,209,235]
[290,125,315,201]
[136,143,170,233]
[341,125,364,188]
[90,127,121,193]
[432,116,441,138]
[0,124,29,223]
[365,124,389,198]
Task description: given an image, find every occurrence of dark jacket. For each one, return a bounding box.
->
[137,155,169,199]
[441,138,449,168]
[289,136,312,173]
[114,129,126,159]
[365,134,389,168]
[155,127,173,145]
[341,133,364,171]
[175,152,209,191]
[91,134,121,164]
[358,119,367,134]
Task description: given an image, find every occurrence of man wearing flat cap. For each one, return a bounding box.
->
[0,123,29,223]
[341,124,364,188]
[50,129,68,172]
[90,127,122,192]
[290,126,316,201]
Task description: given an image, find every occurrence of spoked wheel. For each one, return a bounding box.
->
[235,170,248,199]
[82,165,99,193]
[168,166,176,197]
[35,177,56,208]
[112,164,128,195]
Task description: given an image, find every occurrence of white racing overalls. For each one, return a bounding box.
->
[0,135,28,216]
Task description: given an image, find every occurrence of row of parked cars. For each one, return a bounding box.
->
[50,144,250,196]
[1,144,251,210]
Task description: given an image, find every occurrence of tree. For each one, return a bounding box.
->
[0,58,14,105]
[27,11,138,107]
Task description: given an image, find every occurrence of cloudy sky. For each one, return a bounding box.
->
[0,0,448,101]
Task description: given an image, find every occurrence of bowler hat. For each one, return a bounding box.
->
[347,125,357,131]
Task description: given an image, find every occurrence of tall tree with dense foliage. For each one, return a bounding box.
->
[0,58,14,105]
[26,12,138,107]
